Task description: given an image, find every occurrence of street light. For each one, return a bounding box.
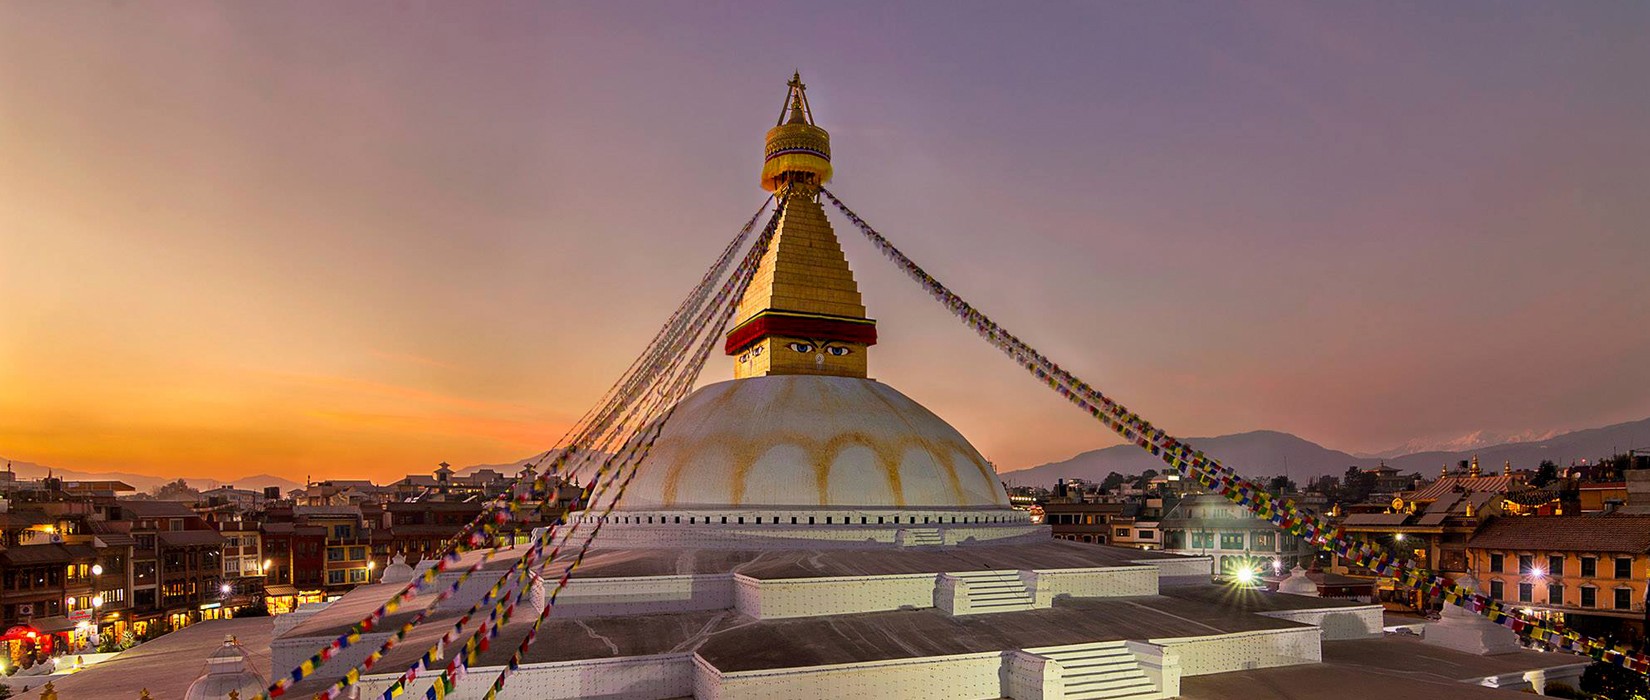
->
[91,564,103,577]
[219,583,232,596]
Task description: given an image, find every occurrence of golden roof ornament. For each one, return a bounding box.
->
[728,74,876,379]
[760,72,831,193]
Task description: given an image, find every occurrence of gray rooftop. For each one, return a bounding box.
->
[12,617,272,700]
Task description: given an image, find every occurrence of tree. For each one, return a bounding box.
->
[1100,472,1126,493]
[1339,466,1376,504]
[1132,469,1159,490]
[1580,659,1649,699]
[1267,475,1296,493]
[151,478,201,502]
[1532,460,1559,488]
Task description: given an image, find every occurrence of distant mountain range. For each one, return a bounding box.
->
[1355,429,1566,459]
[11,416,1644,494]
[0,457,304,494]
[1002,416,1650,487]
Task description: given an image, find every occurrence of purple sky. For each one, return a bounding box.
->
[3,2,1647,481]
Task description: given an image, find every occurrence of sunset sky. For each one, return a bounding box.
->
[3,2,1647,484]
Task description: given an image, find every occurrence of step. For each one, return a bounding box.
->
[1057,658,1139,674]
[968,600,1035,611]
[1038,646,1132,663]
[1066,687,1158,700]
[1066,671,1149,690]
[967,584,1029,595]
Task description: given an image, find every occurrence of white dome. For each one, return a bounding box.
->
[619,376,1009,510]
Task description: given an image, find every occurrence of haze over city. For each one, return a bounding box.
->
[4,1,1647,484]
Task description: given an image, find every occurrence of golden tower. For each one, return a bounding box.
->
[726,74,877,379]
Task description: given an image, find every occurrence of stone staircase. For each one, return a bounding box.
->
[903,527,944,546]
[1037,642,1161,700]
[949,570,1035,613]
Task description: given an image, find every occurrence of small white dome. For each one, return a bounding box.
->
[620,376,1008,510]
[185,635,266,700]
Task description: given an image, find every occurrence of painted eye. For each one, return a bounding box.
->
[786,342,815,353]
[825,346,852,356]
[751,346,763,357]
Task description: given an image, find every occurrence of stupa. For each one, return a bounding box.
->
[269,75,1586,700]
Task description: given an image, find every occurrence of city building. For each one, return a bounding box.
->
[118,499,230,631]
[199,485,266,512]
[1159,493,1314,576]
[1042,501,1125,543]
[1468,514,1650,640]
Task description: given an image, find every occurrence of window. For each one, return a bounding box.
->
[1139,530,1154,540]
[1615,558,1632,579]
[1220,533,1245,550]
[1581,586,1597,608]
[349,547,366,560]
[1489,579,1504,600]
[328,570,345,584]
[349,569,367,583]
[1518,582,1533,603]
[1616,588,1632,610]
[327,548,344,562]
[1548,555,1564,577]
[1253,532,1275,551]
[1115,528,1130,539]
[1548,583,1564,605]
[332,524,352,539]
[1581,557,1597,577]
[1490,553,1504,573]
[1518,555,1532,574]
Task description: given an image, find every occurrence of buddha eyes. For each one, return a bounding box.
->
[784,341,852,356]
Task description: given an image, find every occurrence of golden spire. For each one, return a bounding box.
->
[728,75,875,379]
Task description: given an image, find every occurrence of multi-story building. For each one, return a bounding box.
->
[259,519,327,613]
[285,505,374,592]
[1467,514,1650,638]
[1159,493,1314,576]
[117,499,228,631]
[0,483,137,649]
[199,486,266,512]
[1042,502,1125,544]
[1106,518,1162,550]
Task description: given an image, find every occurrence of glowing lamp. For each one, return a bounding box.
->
[1233,568,1258,586]
[1394,533,1405,542]
[220,583,233,595]
[91,564,103,576]
[91,596,104,609]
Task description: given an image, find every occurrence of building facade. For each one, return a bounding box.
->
[1159,494,1314,576]
[1467,514,1650,639]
